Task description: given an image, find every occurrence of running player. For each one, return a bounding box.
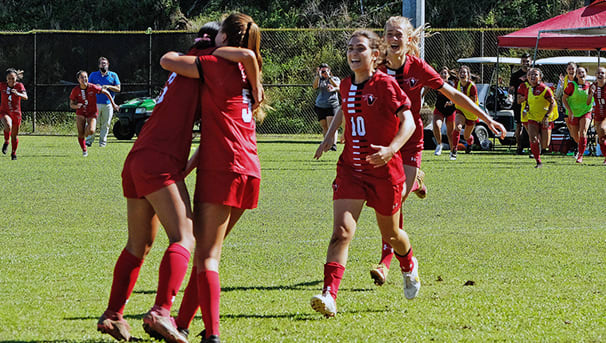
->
[587,67,606,165]
[97,22,262,343]
[432,66,455,156]
[563,66,593,163]
[310,29,419,318]
[369,16,506,287]
[451,65,479,158]
[69,70,118,156]
[556,62,578,147]
[158,13,264,343]
[0,68,27,160]
[518,68,555,168]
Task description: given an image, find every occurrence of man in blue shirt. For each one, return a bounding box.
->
[86,57,120,147]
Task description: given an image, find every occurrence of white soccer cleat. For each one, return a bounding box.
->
[370,263,389,286]
[82,150,88,157]
[434,144,443,156]
[449,151,457,160]
[310,292,337,318]
[403,257,420,300]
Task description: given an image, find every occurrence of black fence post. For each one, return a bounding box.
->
[33,31,37,133]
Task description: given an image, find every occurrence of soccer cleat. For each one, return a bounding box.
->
[603,159,606,166]
[329,144,337,151]
[403,257,421,300]
[465,143,472,154]
[576,156,583,164]
[434,144,443,156]
[142,310,189,343]
[370,263,389,286]
[310,292,337,318]
[1,142,7,154]
[535,162,543,168]
[11,153,16,160]
[198,330,220,343]
[83,150,88,157]
[97,312,132,341]
[178,328,189,340]
[449,151,457,160]
[413,169,427,199]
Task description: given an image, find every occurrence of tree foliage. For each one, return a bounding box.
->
[0,0,591,31]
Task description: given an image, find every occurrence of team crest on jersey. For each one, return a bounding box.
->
[362,94,377,106]
[406,77,420,89]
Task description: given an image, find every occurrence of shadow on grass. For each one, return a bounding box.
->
[222,279,322,292]
[0,340,115,343]
[222,307,387,321]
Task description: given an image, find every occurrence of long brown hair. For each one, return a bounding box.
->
[221,13,265,121]
[349,29,386,70]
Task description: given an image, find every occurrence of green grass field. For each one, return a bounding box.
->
[1,135,605,342]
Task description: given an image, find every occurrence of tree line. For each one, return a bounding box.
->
[0,0,590,31]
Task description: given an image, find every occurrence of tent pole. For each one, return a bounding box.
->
[598,48,602,68]
[532,31,542,67]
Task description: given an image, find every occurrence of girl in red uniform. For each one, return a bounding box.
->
[587,67,606,165]
[518,68,555,168]
[0,68,28,160]
[158,13,264,343]
[97,22,262,343]
[562,66,593,163]
[69,70,118,156]
[432,66,456,156]
[369,16,506,287]
[311,29,418,318]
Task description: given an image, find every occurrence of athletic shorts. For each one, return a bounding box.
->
[77,112,98,119]
[595,113,606,122]
[122,150,185,199]
[433,108,455,123]
[314,105,339,121]
[568,112,592,126]
[332,172,403,216]
[400,144,423,168]
[194,170,260,209]
[456,109,479,122]
[527,119,553,130]
[1,111,22,128]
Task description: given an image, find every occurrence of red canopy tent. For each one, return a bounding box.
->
[498,0,606,51]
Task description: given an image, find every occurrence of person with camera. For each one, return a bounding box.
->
[313,63,341,151]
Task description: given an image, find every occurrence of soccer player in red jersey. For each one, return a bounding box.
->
[310,29,418,318]
[432,66,456,156]
[563,66,593,163]
[157,13,264,343]
[370,16,507,286]
[97,22,262,343]
[587,67,606,165]
[69,70,118,156]
[0,68,28,160]
[518,68,555,168]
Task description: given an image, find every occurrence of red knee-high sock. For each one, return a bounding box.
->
[106,249,144,315]
[379,239,394,268]
[452,130,461,150]
[175,266,199,330]
[466,135,474,146]
[530,142,541,164]
[578,136,587,158]
[78,137,86,151]
[198,270,221,338]
[155,243,191,312]
[322,262,345,300]
[395,247,414,273]
[11,137,18,154]
[3,130,9,143]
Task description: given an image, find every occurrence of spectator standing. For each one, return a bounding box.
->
[313,63,341,151]
[87,57,121,147]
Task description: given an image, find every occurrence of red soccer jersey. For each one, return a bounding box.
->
[69,84,103,116]
[337,70,411,184]
[0,82,26,114]
[378,55,444,149]
[592,83,606,118]
[131,47,215,166]
[196,55,260,178]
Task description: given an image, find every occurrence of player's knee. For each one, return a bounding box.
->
[330,225,353,244]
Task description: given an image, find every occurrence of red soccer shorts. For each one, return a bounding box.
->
[332,171,403,216]
[465,118,479,126]
[595,113,606,123]
[400,120,424,168]
[122,150,185,199]
[194,170,260,209]
[77,112,98,119]
[568,112,591,126]
[433,108,455,123]
[1,111,21,128]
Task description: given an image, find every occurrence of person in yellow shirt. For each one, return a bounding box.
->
[517,68,555,168]
[450,65,479,159]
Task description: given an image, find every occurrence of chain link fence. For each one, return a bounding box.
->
[0,28,600,136]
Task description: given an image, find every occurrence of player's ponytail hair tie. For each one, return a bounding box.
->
[5,68,24,80]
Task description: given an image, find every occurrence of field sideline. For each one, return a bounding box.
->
[1,135,605,342]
